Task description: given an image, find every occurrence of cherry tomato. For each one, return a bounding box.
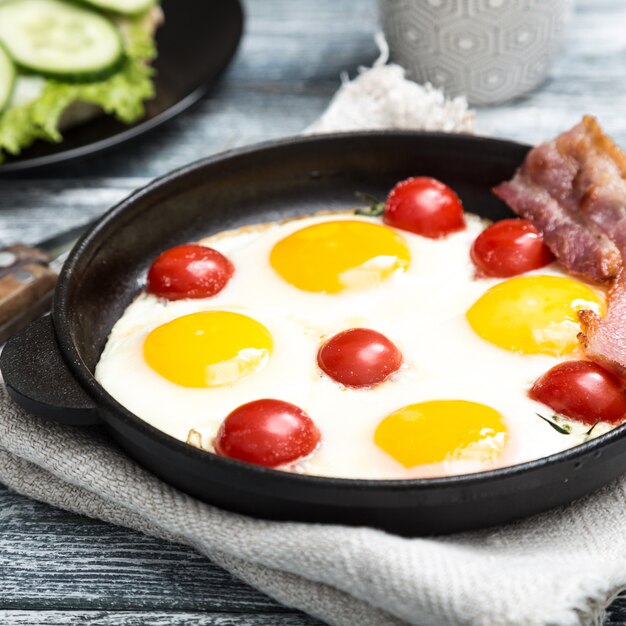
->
[471,218,554,278]
[383,176,465,238]
[317,328,402,388]
[530,360,626,425]
[147,244,234,300]
[214,399,320,467]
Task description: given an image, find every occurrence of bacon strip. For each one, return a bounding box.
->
[579,272,626,379]
[493,116,626,380]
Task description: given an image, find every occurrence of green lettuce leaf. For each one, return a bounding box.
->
[0,10,157,161]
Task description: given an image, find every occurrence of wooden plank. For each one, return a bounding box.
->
[2,604,626,626]
[0,612,322,625]
[0,178,143,246]
[0,486,299,613]
[4,488,626,625]
[4,607,626,626]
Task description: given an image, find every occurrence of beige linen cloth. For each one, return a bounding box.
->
[1,59,625,626]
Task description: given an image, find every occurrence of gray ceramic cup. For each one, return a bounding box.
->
[380,0,569,105]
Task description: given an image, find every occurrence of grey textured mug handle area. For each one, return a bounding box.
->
[380,0,569,106]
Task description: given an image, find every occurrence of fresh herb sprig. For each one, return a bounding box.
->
[536,413,571,434]
[536,413,602,437]
[354,192,384,217]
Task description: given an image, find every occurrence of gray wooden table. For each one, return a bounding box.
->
[2,1,626,624]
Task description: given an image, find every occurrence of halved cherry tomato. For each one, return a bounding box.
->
[214,399,320,467]
[147,244,234,300]
[383,176,465,238]
[317,328,402,388]
[530,360,626,425]
[471,218,554,278]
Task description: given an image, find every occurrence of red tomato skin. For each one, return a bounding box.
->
[214,399,321,467]
[147,244,234,300]
[317,328,403,388]
[530,360,626,425]
[383,176,466,238]
[471,218,555,278]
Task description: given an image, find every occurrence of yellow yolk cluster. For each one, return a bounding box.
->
[374,400,508,468]
[144,311,273,388]
[466,275,604,356]
[270,220,411,293]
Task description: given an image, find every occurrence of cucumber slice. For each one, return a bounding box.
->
[79,0,155,16]
[0,0,123,81]
[0,44,15,111]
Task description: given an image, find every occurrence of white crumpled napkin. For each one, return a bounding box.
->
[1,56,625,626]
[306,35,474,134]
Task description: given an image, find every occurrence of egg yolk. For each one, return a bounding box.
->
[466,275,604,356]
[144,311,273,388]
[269,220,410,293]
[374,400,507,468]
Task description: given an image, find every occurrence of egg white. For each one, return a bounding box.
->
[95,212,610,479]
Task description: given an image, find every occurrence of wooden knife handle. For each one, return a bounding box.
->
[0,245,58,344]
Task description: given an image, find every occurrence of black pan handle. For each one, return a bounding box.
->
[1,315,100,425]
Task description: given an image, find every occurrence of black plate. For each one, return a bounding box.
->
[3,131,626,536]
[0,0,244,174]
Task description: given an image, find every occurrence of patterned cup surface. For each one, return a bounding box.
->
[380,0,568,106]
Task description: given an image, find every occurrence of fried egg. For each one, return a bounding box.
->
[95,212,609,479]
